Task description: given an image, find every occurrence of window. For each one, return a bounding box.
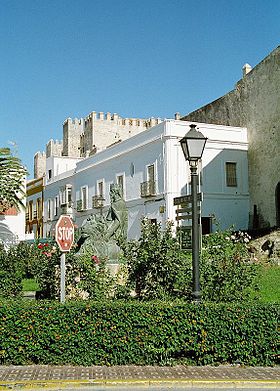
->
[130,163,135,177]
[147,164,155,182]
[47,200,51,220]
[81,186,88,210]
[48,169,52,180]
[60,185,72,205]
[67,187,72,204]
[54,196,59,216]
[116,174,124,197]
[98,181,104,198]
[226,162,237,187]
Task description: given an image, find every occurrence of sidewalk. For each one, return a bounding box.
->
[0,365,279,389]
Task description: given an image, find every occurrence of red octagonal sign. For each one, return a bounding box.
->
[55,215,75,252]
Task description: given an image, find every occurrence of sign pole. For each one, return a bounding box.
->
[60,252,66,303]
[55,215,75,304]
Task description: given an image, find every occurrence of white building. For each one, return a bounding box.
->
[43,120,249,239]
[0,180,26,245]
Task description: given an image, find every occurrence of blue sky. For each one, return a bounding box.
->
[0,0,279,176]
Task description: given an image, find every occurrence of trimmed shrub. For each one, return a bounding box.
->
[0,300,278,366]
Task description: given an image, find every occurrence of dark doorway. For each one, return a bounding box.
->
[201,217,212,234]
[276,182,280,227]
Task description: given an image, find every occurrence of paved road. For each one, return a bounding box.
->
[0,365,279,390]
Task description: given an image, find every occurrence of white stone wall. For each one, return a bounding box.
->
[183,46,280,228]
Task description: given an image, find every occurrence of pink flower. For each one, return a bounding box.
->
[91,255,100,264]
[43,252,52,257]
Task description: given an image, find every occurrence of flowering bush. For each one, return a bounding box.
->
[121,219,192,300]
[200,229,259,302]
[64,248,115,300]
[29,240,61,299]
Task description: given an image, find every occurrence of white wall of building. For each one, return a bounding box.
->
[0,211,25,244]
[46,156,82,184]
[0,180,26,245]
[164,121,249,230]
[42,120,249,240]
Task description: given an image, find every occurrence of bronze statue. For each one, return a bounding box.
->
[77,184,128,261]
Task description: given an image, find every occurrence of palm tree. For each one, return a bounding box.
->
[0,147,27,212]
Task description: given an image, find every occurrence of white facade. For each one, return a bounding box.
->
[0,180,26,245]
[46,156,82,184]
[43,120,249,238]
[0,211,25,245]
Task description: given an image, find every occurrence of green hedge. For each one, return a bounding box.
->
[0,300,279,366]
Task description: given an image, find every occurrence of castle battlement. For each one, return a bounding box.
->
[46,139,63,158]
[47,139,63,146]
[63,117,84,126]
[34,151,46,157]
[83,111,162,128]
[34,109,162,177]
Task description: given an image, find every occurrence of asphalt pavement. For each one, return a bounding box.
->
[0,365,279,390]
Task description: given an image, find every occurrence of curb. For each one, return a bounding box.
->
[0,378,280,390]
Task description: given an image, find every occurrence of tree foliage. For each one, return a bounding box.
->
[0,147,27,211]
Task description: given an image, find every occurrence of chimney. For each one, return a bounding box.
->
[175,112,181,120]
[242,63,252,77]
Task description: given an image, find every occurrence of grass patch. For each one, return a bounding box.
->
[22,278,39,292]
[258,265,280,303]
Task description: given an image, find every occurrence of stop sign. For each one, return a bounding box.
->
[55,215,75,252]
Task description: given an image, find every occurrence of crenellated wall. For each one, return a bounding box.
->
[46,139,63,158]
[80,111,162,157]
[34,110,162,178]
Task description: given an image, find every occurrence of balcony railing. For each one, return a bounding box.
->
[33,210,37,219]
[140,180,156,197]
[92,195,105,209]
[25,212,29,221]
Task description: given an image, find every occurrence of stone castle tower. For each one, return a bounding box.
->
[34,110,162,178]
[34,151,46,179]
[62,118,84,157]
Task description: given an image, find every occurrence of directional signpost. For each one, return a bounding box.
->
[174,193,202,250]
[55,215,74,303]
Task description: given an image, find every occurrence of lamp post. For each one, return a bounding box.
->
[180,124,207,302]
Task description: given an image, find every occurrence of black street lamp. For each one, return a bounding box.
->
[180,124,207,302]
